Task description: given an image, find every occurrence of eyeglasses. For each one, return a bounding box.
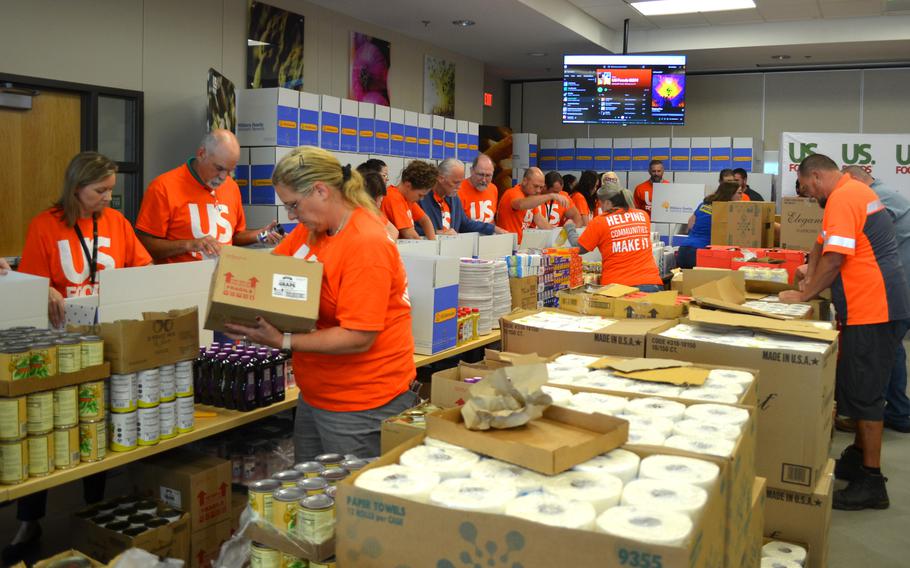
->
[282,201,299,213]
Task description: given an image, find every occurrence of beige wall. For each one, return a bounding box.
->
[514,68,910,152]
[0,0,484,187]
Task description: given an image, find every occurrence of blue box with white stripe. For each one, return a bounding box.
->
[374,105,391,155]
[319,95,341,151]
[390,108,405,157]
[340,99,359,153]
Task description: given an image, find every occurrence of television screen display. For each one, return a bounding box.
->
[562,55,687,125]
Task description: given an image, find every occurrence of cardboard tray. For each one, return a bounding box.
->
[0,363,110,397]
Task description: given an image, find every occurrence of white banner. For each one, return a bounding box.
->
[780,132,910,198]
[651,183,706,224]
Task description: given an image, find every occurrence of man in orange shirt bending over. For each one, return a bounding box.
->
[458,154,498,224]
[496,167,569,243]
[136,130,282,263]
[633,159,669,214]
[535,171,582,227]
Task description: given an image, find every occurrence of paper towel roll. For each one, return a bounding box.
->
[762,541,807,565]
[400,445,480,480]
[638,455,720,490]
[542,471,624,513]
[702,379,746,396]
[568,392,628,415]
[471,459,548,495]
[621,479,708,519]
[761,558,802,568]
[573,449,641,484]
[676,389,740,404]
[614,413,676,437]
[625,398,687,421]
[684,404,750,426]
[429,478,518,514]
[626,383,684,398]
[504,494,596,531]
[626,430,667,446]
[424,437,464,452]
[354,465,440,503]
[673,419,741,441]
[595,506,693,546]
[541,385,574,404]
[554,354,601,367]
[708,369,755,386]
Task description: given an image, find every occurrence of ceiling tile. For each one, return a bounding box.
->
[756,1,821,21]
[701,9,767,24]
[650,13,711,28]
[820,0,884,18]
[577,4,655,30]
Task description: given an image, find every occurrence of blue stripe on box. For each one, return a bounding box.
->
[417,127,431,159]
[340,115,358,152]
[732,149,753,172]
[358,118,375,153]
[234,165,250,203]
[320,112,340,150]
[374,120,390,154]
[299,109,319,146]
[631,148,650,171]
[432,128,445,159]
[670,148,690,172]
[431,284,459,353]
[276,106,299,147]
[390,123,405,156]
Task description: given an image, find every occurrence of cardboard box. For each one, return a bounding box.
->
[747,477,767,568]
[477,233,516,259]
[712,202,776,248]
[75,508,190,563]
[337,435,726,568]
[557,289,615,316]
[501,309,675,358]
[647,307,838,492]
[133,450,232,532]
[190,519,231,568]
[401,255,459,355]
[204,246,322,334]
[230,490,247,534]
[764,460,833,568]
[381,415,426,455]
[298,91,320,147]
[0,271,49,328]
[430,354,545,408]
[510,276,539,310]
[374,104,391,155]
[319,95,341,151]
[31,550,104,568]
[780,197,824,252]
[613,291,687,320]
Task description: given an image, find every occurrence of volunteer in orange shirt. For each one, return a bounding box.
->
[496,167,569,243]
[381,160,438,240]
[781,154,910,511]
[224,147,417,460]
[564,173,589,226]
[633,160,669,214]
[535,171,582,228]
[19,152,152,327]
[566,179,662,291]
[595,171,619,217]
[358,169,398,241]
[458,154,498,223]
[135,129,281,263]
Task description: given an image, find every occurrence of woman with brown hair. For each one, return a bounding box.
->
[677,181,744,269]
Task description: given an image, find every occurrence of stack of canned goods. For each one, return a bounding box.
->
[78,380,107,464]
[246,453,366,568]
[76,496,184,538]
[0,326,105,380]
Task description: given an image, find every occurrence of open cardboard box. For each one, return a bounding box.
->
[764,459,833,568]
[430,352,546,408]
[74,505,190,563]
[747,477,767,568]
[690,275,812,321]
[337,434,727,568]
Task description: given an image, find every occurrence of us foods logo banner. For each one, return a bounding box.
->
[780,132,910,198]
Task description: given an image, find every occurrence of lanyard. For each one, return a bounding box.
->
[73,217,99,285]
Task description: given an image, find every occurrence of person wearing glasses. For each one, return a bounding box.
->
[135,129,282,263]
[418,158,505,235]
[458,154,498,224]
[224,147,417,460]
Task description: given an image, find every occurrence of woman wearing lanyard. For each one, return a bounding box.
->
[677,181,744,269]
[5,152,151,564]
[225,147,417,460]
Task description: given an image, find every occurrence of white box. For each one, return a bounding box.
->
[0,271,50,328]
[418,114,432,129]
[401,255,460,355]
[557,139,575,149]
[341,98,359,117]
[651,137,670,148]
[632,137,650,148]
[540,139,558,150]
[397,239,440,257]
[672,137,691,148]
[405,111,419,127]
[438,233,478,259]
[444,118,457,133]
[613,138,631,149]
[319,95,342,150]
[249,147,293,205]
[711,136,732,148]
[733,137,754,149]
[236,88,300,147]
[477,233,516,259]
[432,115,445,130]
[375,105,391,122]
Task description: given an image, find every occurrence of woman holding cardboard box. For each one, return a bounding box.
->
[676,181,744,270]
[224,146,417,461]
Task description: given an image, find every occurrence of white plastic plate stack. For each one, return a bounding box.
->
[458,259,495,335]
[491,260,512,329]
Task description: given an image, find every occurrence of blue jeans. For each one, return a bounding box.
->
[635,284,664,293]
[884,321,910,424]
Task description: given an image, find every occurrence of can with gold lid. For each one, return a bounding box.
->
[56,337,82,373]
[250,543,281,568]
[53,386,79,428]
[0,439,28,484]
[26,391,54,435]
[0,396,28,441]
[28,341,57,378]
[0,344,31,381]
[79,335,104,368]
[27,432,55,476]
[79,419,106,462]
[54,425,80,469]
[78,381,105,421]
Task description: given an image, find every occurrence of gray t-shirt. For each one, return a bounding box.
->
[871,179,910,284]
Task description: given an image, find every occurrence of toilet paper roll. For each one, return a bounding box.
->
[573,449,641,484]
[424,437,464,452]
[573,375,622,391]
[595,506,693,547]
[471,459,548,495]
[614,413,676,437]
[684,404,750,427]
[542,471,624,513]
[761,558,802,568]
[638,455,720,490]
[707,369,754,386]
[625,398,687,421]
[554,354,601,367]
[626,429,667,446]
[400,445,480,480]
[621,479,708,519]
[429,477,518,514]
[504,494,596,531]
[701,380,746,396]
[626,383,684,398]
[676,389,740,404]
[762,541,807,565]
[541,385,573,404]
[568,392,628,415]
[354,465,440,503]
[673,419,741,441]
[548,374,582,386]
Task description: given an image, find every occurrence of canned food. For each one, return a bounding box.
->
[109,373,138,413]
[251,543,281,568]
[0,439,28,484]
[56,338,82,373]
[128,513,154,528]
[159,508,182,522]
[249,479,281,519]
[109,411,138,452]
[78,381,105,421]
[297,477,328,496]
[26,391,54,435]
[27,432,55,476]
[122,526,146,537]
[176,395,194,433]
[107,520,130,532]
[310,558,336,568]
[29,342,57,377]
[114,505,137,521]
[146,518,169,529]
[79,420,106,462]
[321,468,348,486]
[315,453,343,469]
[296,493,335,545]
[53,386,79,428]
[137,370,160,408]
[93,513,115,526]
[159,400,176,439]
[137,406,160,446]
[293,461,325,478]
[135,499,157,515]
[281,554,307,568]
[159,372,176,402]
[324,485,337,500]
[272,487,305,535]
[80,335,104,368]
[96,502,118,516]
[54,426,80,469]
[0,344,31,381]
[273,470,303,487]
[341,458,367,472]
[175,368,193,397]
[0,396,28,440]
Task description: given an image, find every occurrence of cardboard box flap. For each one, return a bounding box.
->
[694,298,790,320]
[691,276,746,305]
[593,283,639,298]
[687,306,839,342]
[142,307,198,320]
[681,268,745,296]
[624,290,679,305]
[588,356,707,386]
[603,318,675,334]
[489,351,549,365]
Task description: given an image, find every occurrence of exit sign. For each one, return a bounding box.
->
[483,92,493,107]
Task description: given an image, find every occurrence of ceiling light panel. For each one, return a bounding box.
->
[631,0,756,16]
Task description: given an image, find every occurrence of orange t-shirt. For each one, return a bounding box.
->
[433,192,452,229]
[458,179,498,223]
[740,193,751,202]
[496,185,536,243]
[534,191,574,227]
[272,209,416,411]
[594,201,606,217]
[578,208,662,286]
[381,185,426,231]
[633,180,669,214]
[816,175,910,326]
[19,207,152,297]
[135,160,246,263]
[570,192,590,218]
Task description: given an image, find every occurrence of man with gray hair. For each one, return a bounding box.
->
[418,158,504,235]
[458,154,498,223]
[136,129,281,263]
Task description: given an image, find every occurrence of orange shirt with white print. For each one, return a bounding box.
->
[534,191,574,227]
[633,180,669,214]
[578,208,662,286]
[496,185,535,243]
[272,209,416,411]
[381,185,426,231]
[570,192,590,218]
[433,192,452,229]
[19,207,152,297]
[135,159,246,263]
[458,179,498,223]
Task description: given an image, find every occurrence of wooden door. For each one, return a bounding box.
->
[0,90,81,257]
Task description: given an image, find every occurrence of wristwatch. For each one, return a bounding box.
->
[282,332,292,351]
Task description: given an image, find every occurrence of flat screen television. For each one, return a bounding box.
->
[562,55,687,126]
